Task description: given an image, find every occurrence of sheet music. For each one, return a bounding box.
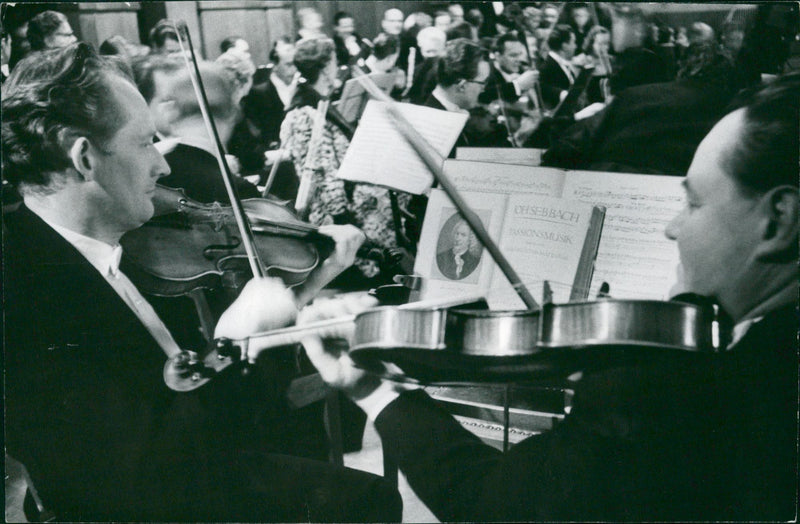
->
[561,171,684,300]
[414,189,508,303]
[455,147,544,166]
[334,72,395,123]
[336,101,468,194]
[487,194,598,309]
[444,160,566,197]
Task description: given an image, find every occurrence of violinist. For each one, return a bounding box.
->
[581,25,613,105]
[3,43,402,522]
[155,60,262,204]
[538,24,578,110]
[304,74,799,521]
[280,37,410,286]
[478,32,540,106]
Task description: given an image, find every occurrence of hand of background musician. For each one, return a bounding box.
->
[213,277,298,341]
[299,294,384,401]
[514,69,540,92]
[293,224,366,306]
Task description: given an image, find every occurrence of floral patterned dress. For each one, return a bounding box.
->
[280,102,410,280]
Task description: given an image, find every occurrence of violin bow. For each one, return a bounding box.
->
[173,21,266,278]
[350,66,540,311]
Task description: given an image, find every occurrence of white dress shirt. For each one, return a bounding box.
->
[35,213,182,358]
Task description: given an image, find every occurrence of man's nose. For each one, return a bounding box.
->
[664,211,683,240]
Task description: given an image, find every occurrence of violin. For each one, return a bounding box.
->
[121,185,331,297]
[163,295,728,391]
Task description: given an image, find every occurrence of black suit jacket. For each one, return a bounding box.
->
[542,79,736,176]
[375,304,799,521]
[161,143,261,203]
[539,54,574,110]
[3,206,401,522]
[478,63,519,105]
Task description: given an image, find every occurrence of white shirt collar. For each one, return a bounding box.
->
[270,71,294,107]
[494,61,519,82]
[432,85,468,114]
[46,220,123,277]
[729,316,763,349]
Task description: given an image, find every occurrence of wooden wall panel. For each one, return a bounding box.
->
[195,2,293,65]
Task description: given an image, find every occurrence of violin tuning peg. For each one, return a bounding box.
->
[215,338,240,360]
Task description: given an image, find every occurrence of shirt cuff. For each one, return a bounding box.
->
[511,79,522,96]
[355,380,419,421]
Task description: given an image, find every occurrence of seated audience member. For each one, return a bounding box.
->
[26,10,76,51]
[543,41,737,176]
[542,4,561,28]
[539,24,578,110]
[332,11,370,67]
[2,42,402,523]
[479,32,540,105]
[305,73,800,522]
[297,7,326,40]
[280,37,410,286]
[156,61,261,203]
[148,19,181,55]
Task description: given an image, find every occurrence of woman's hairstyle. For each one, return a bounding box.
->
[371,33,399,61]
[437,38,485,88]
[294,37,335,84]
[582,25,610,55]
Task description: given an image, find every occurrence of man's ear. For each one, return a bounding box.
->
[754,185,799,263]
[68,136,93,181]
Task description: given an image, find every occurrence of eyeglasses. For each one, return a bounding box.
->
[464,78,487,86]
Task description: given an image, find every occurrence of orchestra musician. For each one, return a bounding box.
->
[280,37,410,286]
[2,43,402,522]
[478,32,540,105]
[538,24,579,110]
[303,74,799,521]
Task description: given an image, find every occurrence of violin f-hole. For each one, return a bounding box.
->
[203,238,241,259]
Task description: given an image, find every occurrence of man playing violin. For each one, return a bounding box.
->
[478,32,540,106]
[3,43,401,522]
[304,74,799,521]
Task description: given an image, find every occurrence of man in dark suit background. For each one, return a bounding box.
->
[539,24,578,110]
[304,74,800,521]
[478,32,540,106]
[3,43,401,522]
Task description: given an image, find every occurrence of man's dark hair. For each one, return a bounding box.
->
[333,11,352,27]
[26,10,68,51]
[724,73,800,194]
[446,21,475,41]
[2,42,132,193]
[372,33,399,61]
[547,24,575,52]
[220,36,244,54]
[493,32,523,54]
[130,53,184,104]
[148,19,178,51]
[437,38,486,88]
